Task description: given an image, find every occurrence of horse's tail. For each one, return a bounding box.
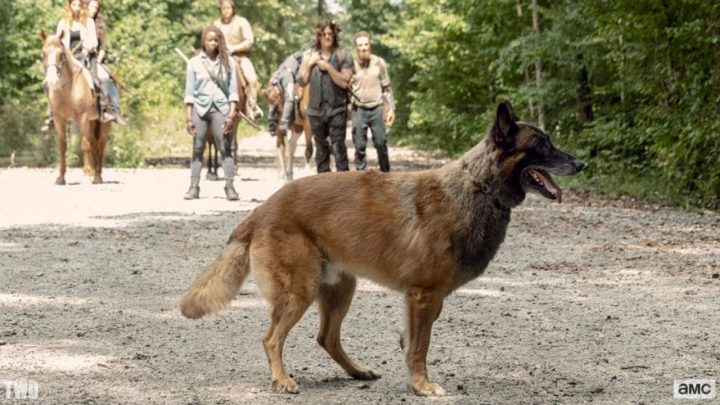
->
[179,218,254,319]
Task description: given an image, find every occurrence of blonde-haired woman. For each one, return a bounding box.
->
[55,0,97,62]
[183,26,240,201]
[43,0,98,131]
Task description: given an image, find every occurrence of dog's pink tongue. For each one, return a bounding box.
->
[536,170,562,203]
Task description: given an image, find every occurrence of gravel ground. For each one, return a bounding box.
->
[1,133,719,404]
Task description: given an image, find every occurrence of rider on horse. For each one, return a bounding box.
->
[44,0,122,131]
[266,50,304,138]
[213,0,263,121]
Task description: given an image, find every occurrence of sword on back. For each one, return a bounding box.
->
[174,47,259,130]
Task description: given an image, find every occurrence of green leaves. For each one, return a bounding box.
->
[383,0,719,208]
[0,0,717,207]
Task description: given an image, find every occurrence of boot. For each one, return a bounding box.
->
[224,184,239,201]
[101,109,116,123]
[184,185,200,200]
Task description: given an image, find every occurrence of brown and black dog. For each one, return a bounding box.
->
[180,100,585,396]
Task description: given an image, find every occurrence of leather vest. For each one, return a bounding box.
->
[308,49,348,114]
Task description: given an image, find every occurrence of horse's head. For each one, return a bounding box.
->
[41,31,66,87]
[260,80,282,108]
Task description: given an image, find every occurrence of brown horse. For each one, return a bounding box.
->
[41,31,111,185]
[259,80,313,181]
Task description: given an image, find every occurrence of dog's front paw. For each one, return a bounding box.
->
[412,382,446,397]
[350,368,381,380]
[271,376,299,394]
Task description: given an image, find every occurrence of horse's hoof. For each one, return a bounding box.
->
[92,177,102,184]
[206,172,219,181]
[55,178,66,186]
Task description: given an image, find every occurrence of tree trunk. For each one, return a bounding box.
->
[531,0,545,130]
[618,33,625,125]
[576,53,593,123]
[525,68,535,118]
[317,0,324,16]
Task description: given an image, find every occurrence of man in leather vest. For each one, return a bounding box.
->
[299,21,353,173]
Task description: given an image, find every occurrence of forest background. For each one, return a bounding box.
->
[0,0,718,209]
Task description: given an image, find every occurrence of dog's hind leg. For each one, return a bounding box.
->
[404,287,446,396]
[317,273,380,381]
[263,292,312,394]
[254,237,321,394]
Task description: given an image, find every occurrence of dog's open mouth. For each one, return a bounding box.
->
[524,168,562,203]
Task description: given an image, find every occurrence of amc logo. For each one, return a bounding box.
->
[674,379,716,400]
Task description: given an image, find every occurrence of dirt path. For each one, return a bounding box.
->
[1,133,719,404]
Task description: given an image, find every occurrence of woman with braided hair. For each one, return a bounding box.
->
[183,26,240,201]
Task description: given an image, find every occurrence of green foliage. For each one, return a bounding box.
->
[0,0,324,165]
[385,0,719,209]
[1,0,718,208]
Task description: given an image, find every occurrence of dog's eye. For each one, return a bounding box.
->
[536,138,550,152]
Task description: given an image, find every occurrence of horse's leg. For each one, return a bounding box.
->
[275,131,287,181]
[231,117,239,166]
[55,119,68,185]
[206,134,218,181]
[79,118,97,180]
[94,122,111,184]
[303,119,313,169]
[287,128,301,181]
[213,140,220,180]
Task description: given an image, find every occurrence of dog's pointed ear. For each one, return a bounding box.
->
[40,30,47,41]
[493,100,519,148]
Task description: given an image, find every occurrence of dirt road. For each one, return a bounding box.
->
[1,134,719,404]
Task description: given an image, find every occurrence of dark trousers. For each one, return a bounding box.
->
[190,106,235,185]
[88,55,110,113]
[352,105,390,172]
[309,112,349,173]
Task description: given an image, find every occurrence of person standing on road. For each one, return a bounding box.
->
[349,31,395,172]
[298,20,353,173]
[183,26,240,201]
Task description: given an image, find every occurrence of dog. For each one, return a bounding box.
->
[179,100,585,396]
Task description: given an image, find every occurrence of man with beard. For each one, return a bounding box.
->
[349,31,395,172]
[299,21,353,173]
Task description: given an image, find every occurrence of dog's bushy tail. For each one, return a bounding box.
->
[180,222,253,319]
